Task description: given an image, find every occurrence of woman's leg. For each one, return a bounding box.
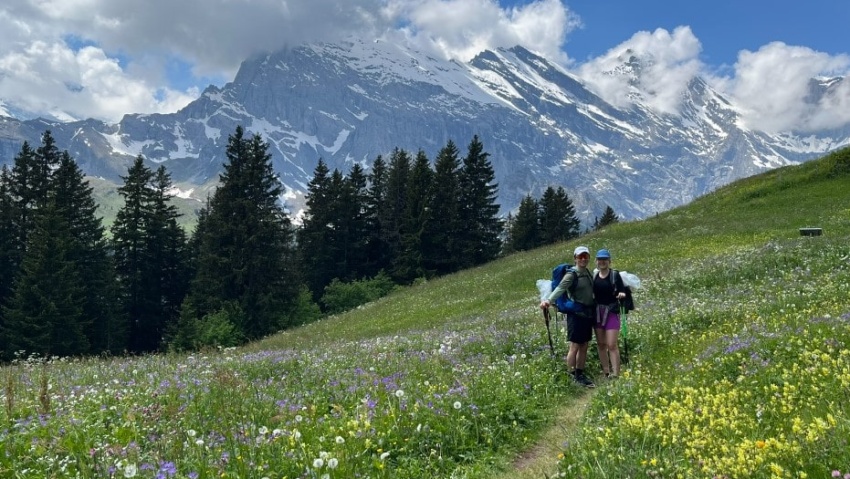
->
[606,328,621,377]
[594,327,610,375]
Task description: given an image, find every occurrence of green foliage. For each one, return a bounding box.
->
[539,185,580,243]
[1,201,89,357]
[457,135,502,268]
[320,271,398,315]
[504,194,541,252]
[286,285,323,327]
[184,126,299,342]
[593,205,619,230]
[169,300,246,350]
[195,302,246,348]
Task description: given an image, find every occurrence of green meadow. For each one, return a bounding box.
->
[2,148,849,478]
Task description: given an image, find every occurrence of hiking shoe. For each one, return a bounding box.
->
[574,372,596,388]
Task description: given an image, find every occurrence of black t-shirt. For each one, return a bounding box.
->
[593,272,617,305]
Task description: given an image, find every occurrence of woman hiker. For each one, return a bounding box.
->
[592,248,626,379]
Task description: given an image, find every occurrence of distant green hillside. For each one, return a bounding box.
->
[88,176,209,233]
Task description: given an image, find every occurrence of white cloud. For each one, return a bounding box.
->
[2,0,850,134]
[0,41,197,122]
[387,0,577,64]
[576,26,702,115]
[712,42,850,133]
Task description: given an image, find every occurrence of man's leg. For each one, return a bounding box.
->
[567,341,579,371]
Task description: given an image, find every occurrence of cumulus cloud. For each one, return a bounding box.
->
[576,26,703,115]
[2,0,850,134]
[0,0,391,122]
[713,42,850,133]
[386,0,577,64]
[0,40,198,122]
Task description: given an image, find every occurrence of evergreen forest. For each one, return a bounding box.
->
[0,127,611,357]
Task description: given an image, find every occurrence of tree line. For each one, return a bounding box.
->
[0,127,613,359]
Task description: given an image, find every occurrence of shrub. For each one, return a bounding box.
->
[320,271,397,314]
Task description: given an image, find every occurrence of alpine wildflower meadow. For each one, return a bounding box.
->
[3,148,850,478]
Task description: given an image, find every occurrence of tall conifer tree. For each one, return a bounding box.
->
[380,148,411,281]
[396,149,434,282]
[297,159,336,300]
[183,127,297,340]
[506,194,541,252]
[2,200,88,357]
[52,152,123,354]
[112,156,156,351]
[539,186,580,244]
[594,205,620,230]
[341,163,370,281]
[364,155,390,277]
[423,140,462,275]
[458,135,502,268]
[0,167,17,352]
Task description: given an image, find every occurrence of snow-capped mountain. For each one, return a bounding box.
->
[1,38,847,224]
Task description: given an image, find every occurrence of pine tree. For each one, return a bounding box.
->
[364,155,390,277]
[539,186,580,244]
[506,194,541,252]
[341,163,370,281]
[2,200,88,357]
[183,127,298,341]
[297,159,337,300]
[396,149,434,282]
[0,167,17,352]
[595,205,619,230]
[112,157,156,352]
[458,135,502,268]
[147,166,190,345]
[423,140,462,275]
[380,148,411,282]
[0,168,17,299]
[52,152,123,354]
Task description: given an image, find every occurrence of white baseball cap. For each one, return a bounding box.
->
[574,246,590,257]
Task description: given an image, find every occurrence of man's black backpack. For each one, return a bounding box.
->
[594,269,635,311]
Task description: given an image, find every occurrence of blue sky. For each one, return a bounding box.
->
[552,0,850,65]
[1,0,848,133]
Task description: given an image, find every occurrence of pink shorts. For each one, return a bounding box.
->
[596,310,621,331]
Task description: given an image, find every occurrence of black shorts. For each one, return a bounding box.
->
[566,313,593,344]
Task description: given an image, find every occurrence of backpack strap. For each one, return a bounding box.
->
[568,269,578,295]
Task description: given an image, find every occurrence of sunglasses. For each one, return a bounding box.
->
[575,254,590,259]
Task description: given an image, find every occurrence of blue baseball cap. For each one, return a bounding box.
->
[596,249,611,259]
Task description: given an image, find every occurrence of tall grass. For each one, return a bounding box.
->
[2,148,849,478]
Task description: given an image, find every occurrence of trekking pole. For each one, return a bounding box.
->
[542,306,556,357]
[620,302,629,365]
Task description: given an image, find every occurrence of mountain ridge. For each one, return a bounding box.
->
[1,38,848,224]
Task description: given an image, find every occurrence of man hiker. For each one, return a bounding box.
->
[539,246,596,387]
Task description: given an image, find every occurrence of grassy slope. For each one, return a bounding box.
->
[253,147,850,477]
[3,149,847,478]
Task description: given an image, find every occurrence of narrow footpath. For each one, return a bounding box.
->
[494,392,594,479]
